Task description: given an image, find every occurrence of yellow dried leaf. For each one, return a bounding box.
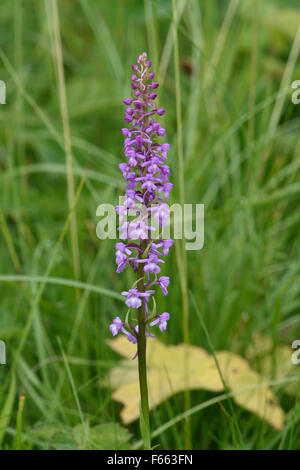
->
[246,334,298,397]
[106,337,285,429]
[261,346,296,390]
[215,351,284,430]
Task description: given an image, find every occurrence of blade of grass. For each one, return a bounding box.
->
[268,23,300,136]
[0,372,16,448]
[190,292,245,449]
[159,0,186,87]
[133,374,300,449]
[203,0,240,88]
[11,169,87,368]
[78,0,123,81]
[57,337,88,446]
[185,0,202,163]
[248,0,258,143]
[48,0,81,281]
[13,394,25,450]
[0,209,22,273]
[172,0,190,449]
[0,275,122,301]
[2,163,123,188]
[144,0,159,72]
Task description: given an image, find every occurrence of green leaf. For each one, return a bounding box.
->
[72,422,132,450]
[31,421,132,450]
[30,421,69,442]
[49,430,77,450]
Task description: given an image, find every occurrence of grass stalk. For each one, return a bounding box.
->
[172,0,190,449]
[58,338,88,445]
[0,209,22,273]
[133,374,300,449]
[203,0,240,88]
[12,170,87,368]
[268,23,300,136]
[144,0,159,73]
[248,0,258,143]
[14,394,25,450]
[50,0,81,281]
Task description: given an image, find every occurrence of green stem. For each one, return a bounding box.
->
[14,394,25,450]
[172,0,191,449]
[137,241,151,449]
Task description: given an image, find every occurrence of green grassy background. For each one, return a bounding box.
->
[0,0,300,450]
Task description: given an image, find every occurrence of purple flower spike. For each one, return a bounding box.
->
[110,52,173,348]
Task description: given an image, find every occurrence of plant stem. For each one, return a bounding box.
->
[172,0,191,449]
[248,0,258,144]
[137,241,151,450]
[14,394,25,450]
[50,0,81,283]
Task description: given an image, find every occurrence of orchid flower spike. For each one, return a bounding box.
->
[109,52,173,350]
